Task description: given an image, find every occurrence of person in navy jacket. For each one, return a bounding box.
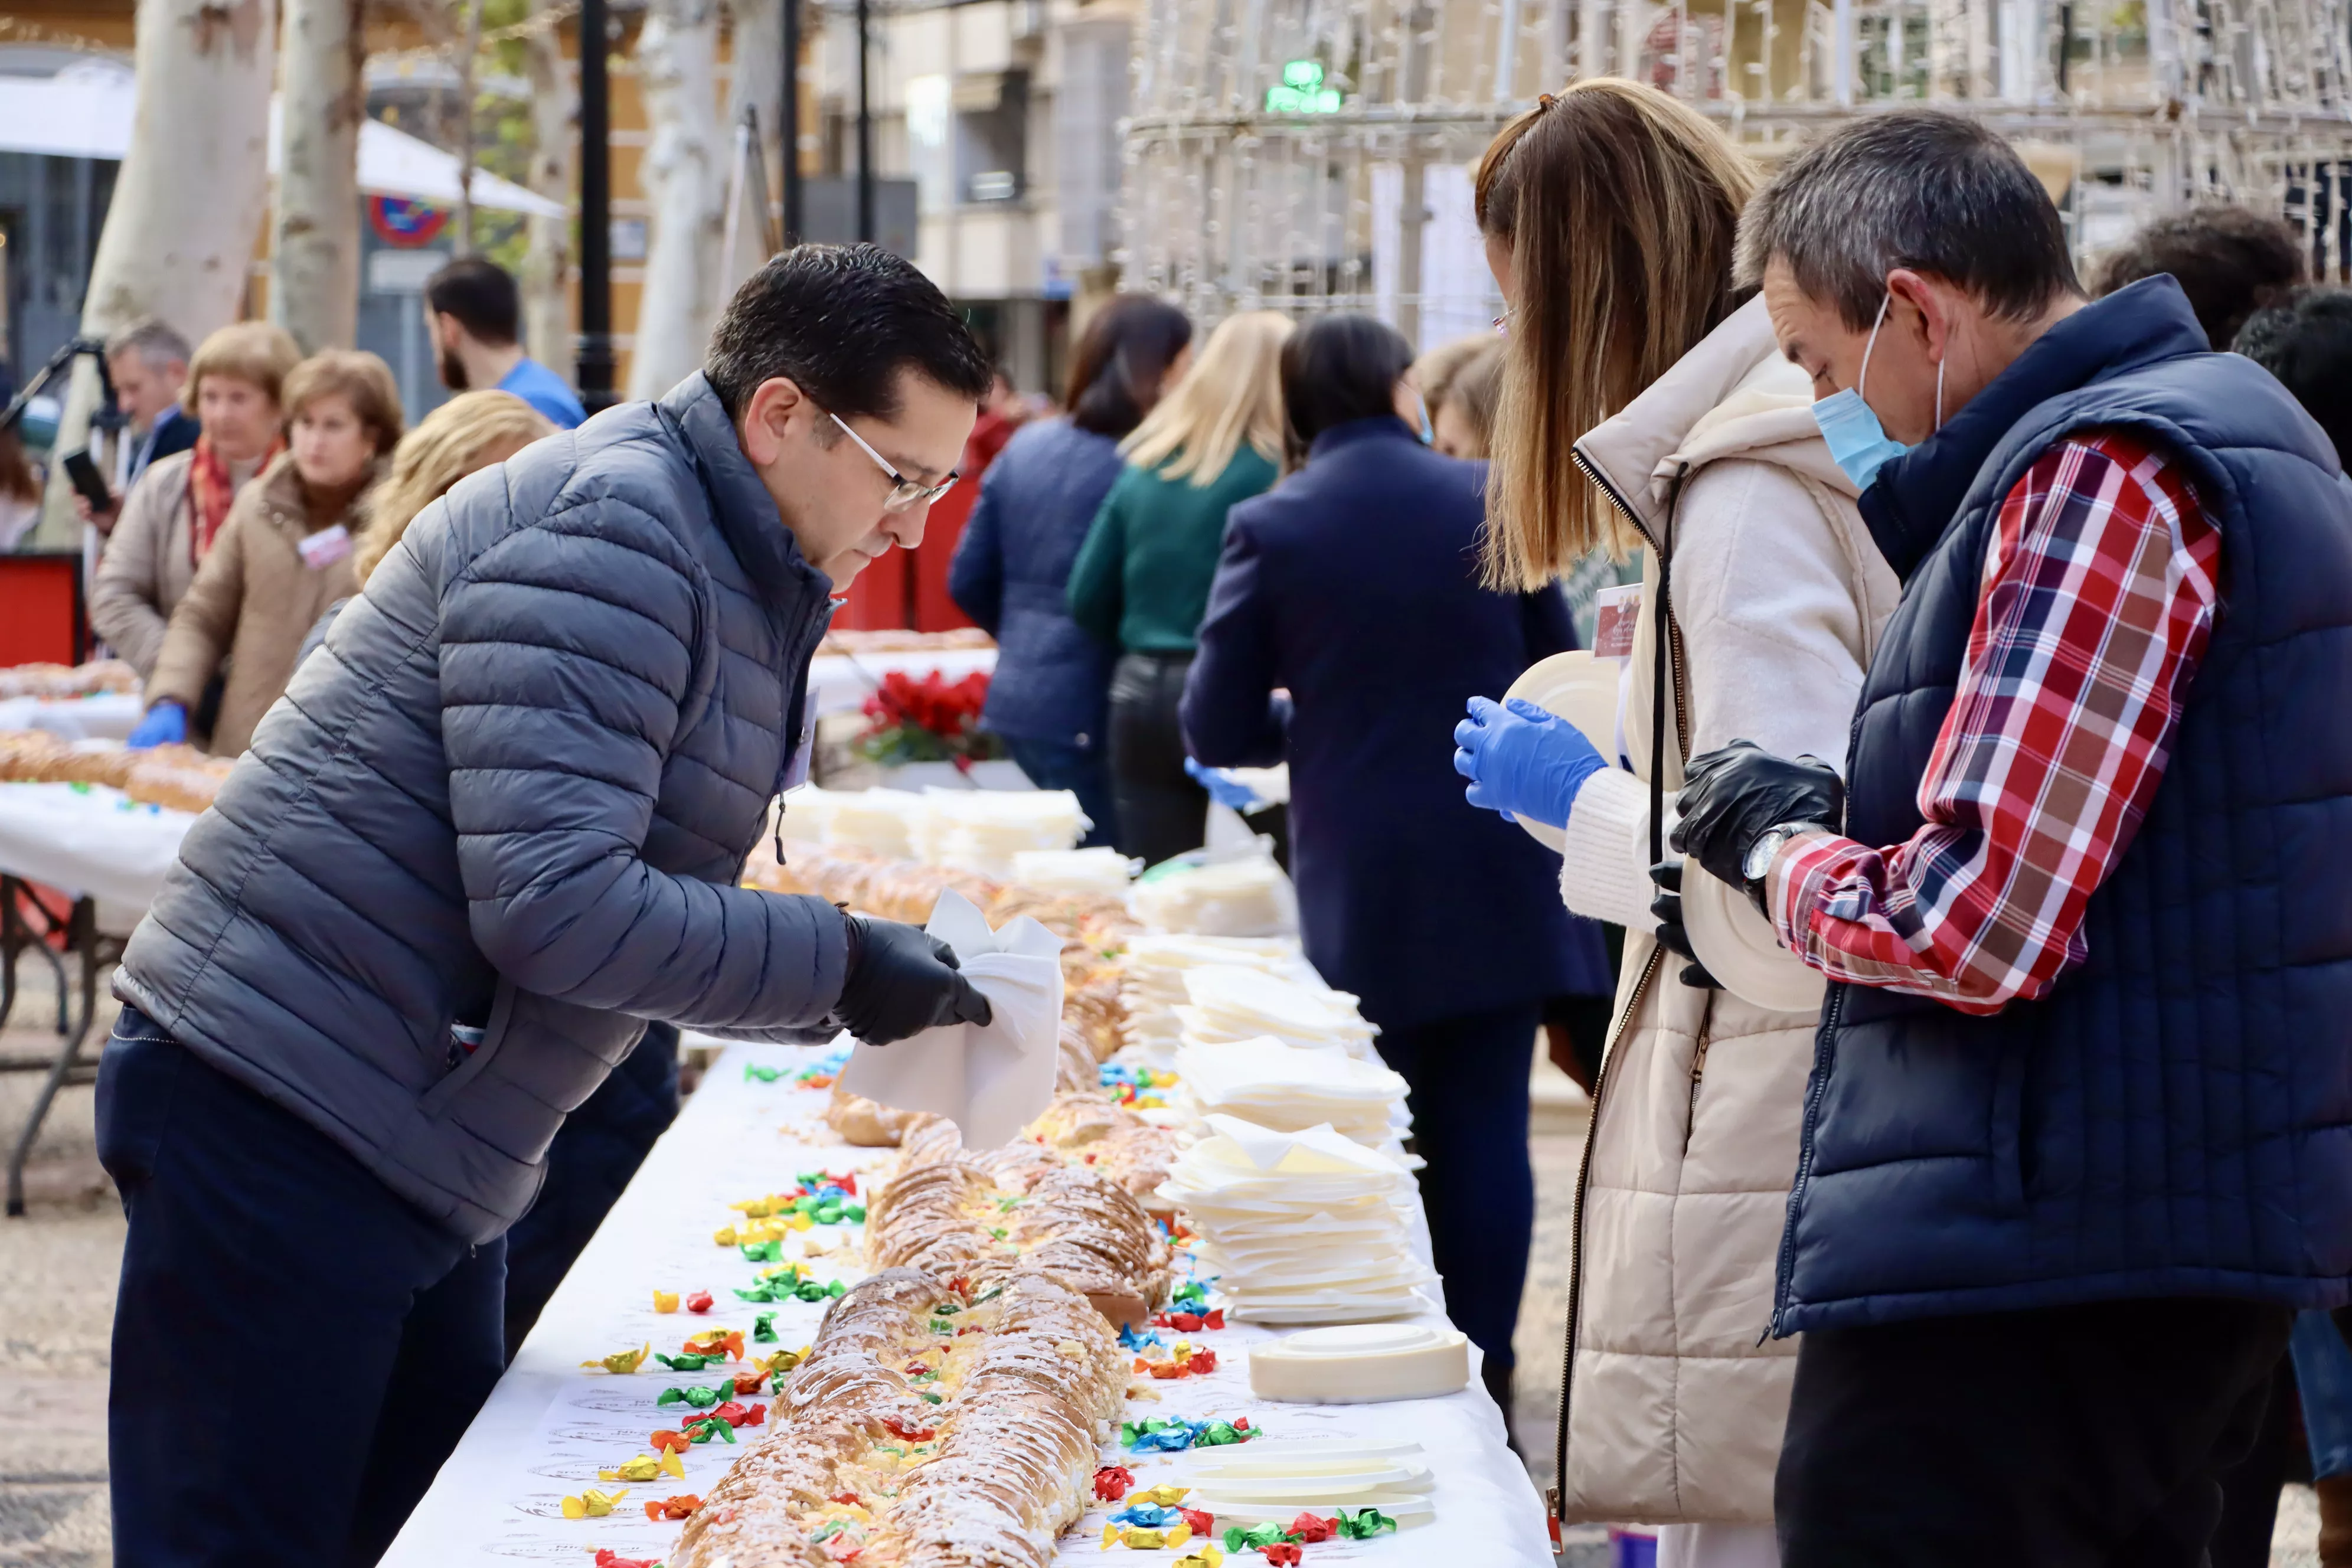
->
[1180,313,1613,1411]
[949,298,1194,845]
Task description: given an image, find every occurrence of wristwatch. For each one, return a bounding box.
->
[1742,822,1829,906]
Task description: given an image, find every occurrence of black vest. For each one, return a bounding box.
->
[1775,278,2352,1335]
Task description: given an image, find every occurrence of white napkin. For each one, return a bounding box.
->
[835,888,1064,1148]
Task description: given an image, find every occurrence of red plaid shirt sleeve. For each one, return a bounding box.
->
[1765,432,2221,1014]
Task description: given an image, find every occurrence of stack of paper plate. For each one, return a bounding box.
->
[1171,1438,1435,1526]
[1008,846,1141,895]
[825,789,926,859]
[1130,857,1292,936]
[906,788,1088,876]
[1118,935,1314,1057]
[1174,1037,1411,1151]
[1248,1324,1469,1403]
[1175,966,1380,1063]
[1157,1115,1433,1323]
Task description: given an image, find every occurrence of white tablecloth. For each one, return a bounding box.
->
[0,691,145,741]
[383,1040,1554,1567]
[806,647,998,718]
[0,782,192,922]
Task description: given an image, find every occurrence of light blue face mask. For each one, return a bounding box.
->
[1811,293,1942,491]
[1413,388,1435,445]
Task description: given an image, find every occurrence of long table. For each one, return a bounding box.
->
[385,1038,1556,1567]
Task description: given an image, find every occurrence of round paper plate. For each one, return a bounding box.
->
[1498,651,1621,852]
[1680,865,1827,1013]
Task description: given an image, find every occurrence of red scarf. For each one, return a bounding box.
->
[186,432,282,564]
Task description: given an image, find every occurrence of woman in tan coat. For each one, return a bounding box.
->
[92,322,302,679]
[1453,81,1899,1568]
[128,351,403,756]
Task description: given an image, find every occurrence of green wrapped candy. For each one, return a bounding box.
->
[744,1064,784,1083]
[1336,1509,1397,1540]
[654,1353,714,1371]
[844,1203,867,1223]
[1197,1422,1242,1447]
[754,1312,778,1343]
[733,1285,778,1304]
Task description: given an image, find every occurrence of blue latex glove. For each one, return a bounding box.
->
[1184,756,1263,814]
[1453,695,1606,828]
[126,700,187,750]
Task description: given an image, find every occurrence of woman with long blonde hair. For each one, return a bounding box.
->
[1066,309,1289,865]
[1449,79,1901,1566]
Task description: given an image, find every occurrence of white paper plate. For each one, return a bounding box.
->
[1498,651,1622,852]
[1680,865,1827,1013]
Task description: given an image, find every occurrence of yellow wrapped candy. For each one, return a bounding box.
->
[652,1290,681,1313]
[713,1225,739,1247]
[787,1211,814,1232]
[560,1487,629,1519]
[579,1342,649,1374]
[1100,1525,1170,1549]
[1174,1549,1224,1568]
[598,1449,685,1482]
[1133,1485,1191,1506]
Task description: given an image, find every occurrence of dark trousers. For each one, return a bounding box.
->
[502,1021,681,1357]
[1108,650,1208,870]
[97,1009,508,1566]
[1374,1001,1540,1377]
[1776,1295,2293,1567]
[1003,734,1118,848]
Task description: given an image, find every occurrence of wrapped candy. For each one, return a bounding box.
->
[652,1290,681,1314]
[580,1343,649,1374]
[744,1063,786,1083]
[685,1290,715,1314]
[1182,1508,1216,1536]
[1286,1514,1338,1543]
[643,1493,703,1521]
[595,1551,658,1568]
[1261,1545,1302,1567]
[655,1352,718,1372]
[1131,1485,1191,1507]
[560,1487,629,1519]
[597,1450,685,1483]
[1093,1464,1135,1501]
[1173,1549,1226,1568]
[649,1429,692,1453]
[753,1312,779,1342]
[656,1380,731,1409]
[1109,1504,1181,1529]
[685,1329,745,1359]
[1335,1508,1397,1539]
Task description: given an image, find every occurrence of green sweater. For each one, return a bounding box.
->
[1066,447,1279,653]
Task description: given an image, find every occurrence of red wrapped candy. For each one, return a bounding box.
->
[1093,1464,1135,1501]
[1261,1545,1302,1566]
[1233,1417,1252,1432]
[1206,1309,1226,1329]
[686,1290,714,1314]
[649,1429,691,1453]
[1181,1508,1216,1535]
[642,1494,703,1521]
[733,1372,766,1396]
[1187,1348,1219,1374]
[595,1552,658,1568]
[1288,1513,1338,1543]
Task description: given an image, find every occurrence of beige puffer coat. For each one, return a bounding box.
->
[1548,296,1901,1527]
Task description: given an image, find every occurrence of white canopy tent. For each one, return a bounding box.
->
[0,66,564,217]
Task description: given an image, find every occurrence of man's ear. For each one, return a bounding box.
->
[740,375,811,468]
[1884,268,1954,365]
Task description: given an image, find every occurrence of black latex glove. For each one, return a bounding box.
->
[1648,858,1719,991]
[834,913,995,1045]
[1671,740,1845,898]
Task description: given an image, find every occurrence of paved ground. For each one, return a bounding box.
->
[0,983,2323,1564]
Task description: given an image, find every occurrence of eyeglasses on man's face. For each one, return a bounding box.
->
[827,410,958,514]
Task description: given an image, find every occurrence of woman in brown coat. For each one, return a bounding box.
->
[92,322,303,679]
[128,351,403,756]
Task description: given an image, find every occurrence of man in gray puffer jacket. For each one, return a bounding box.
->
[94,244,996,1566]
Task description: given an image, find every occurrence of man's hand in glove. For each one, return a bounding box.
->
[1671,740,1844,901]
[834,913,995,1045]
[1453,697,1606,829]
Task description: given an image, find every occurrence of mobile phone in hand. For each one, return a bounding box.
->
[61,448,115,512]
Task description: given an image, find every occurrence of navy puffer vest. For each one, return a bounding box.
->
[1775,277,2352,1335]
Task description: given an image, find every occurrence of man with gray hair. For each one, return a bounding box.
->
[102,316,196,499]
[1669,109,2352,1563]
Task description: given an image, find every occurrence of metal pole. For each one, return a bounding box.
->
[855,0,875,243]
[577,0,617,410]
[782,0,805,241]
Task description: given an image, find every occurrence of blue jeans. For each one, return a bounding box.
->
[1002,734,1118,848]
[1373,1002,1540,1377]
[97,1009,508,1565]
[2291,1308,2352,1478]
